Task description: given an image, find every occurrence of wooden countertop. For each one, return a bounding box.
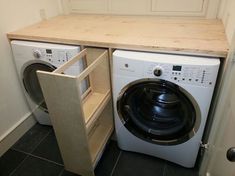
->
[7,14,229,57]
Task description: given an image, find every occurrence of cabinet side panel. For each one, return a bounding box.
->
[37,71,94,176]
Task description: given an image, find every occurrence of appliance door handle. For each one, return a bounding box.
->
[227,147,235,162]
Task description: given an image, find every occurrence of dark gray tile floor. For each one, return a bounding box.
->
[0,123,199,176]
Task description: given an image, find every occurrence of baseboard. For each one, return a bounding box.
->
[0,112,36,156]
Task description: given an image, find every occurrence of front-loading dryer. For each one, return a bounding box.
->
[11,40,87,125]
[112,50,220,168]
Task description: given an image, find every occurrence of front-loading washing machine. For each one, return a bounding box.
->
[112,50,220,168]
[11,40,87,125]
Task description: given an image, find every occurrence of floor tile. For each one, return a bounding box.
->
[60,169,80,176]
[164,161,199,176]
[12,124,52,153]
[112,151,165,176]
[95,140,121,176]
[11,156,63,176]
[32,131,63,164]
[0,149,27,176]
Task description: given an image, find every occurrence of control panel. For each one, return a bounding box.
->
[144,62,218,87]
[113,50,220,89]
[32,48,73,65]
[114,57,219,88]
[32,47,83,76]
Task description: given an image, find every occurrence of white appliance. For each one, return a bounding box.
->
[11,40,86,125]
[112,50,220,168]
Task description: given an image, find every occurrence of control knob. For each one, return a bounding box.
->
[33,50,42,59]
[153,67,162,77]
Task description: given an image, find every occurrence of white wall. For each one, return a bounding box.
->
[218,0,235,44]
[0,0,60,155]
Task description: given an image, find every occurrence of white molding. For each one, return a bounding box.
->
[63,0,220,18]
[57,0,64,14]
[60,0,71,14]
[217,0,235,43]
[0,112,36,156]
[217,0,227,18]
[206,0,221,18]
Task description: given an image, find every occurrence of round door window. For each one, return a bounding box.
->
[22,63,56,111]
[117,79,200,145]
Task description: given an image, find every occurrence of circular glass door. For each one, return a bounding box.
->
[117,79,200,145]
[22,62,56,111]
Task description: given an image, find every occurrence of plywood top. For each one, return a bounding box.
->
[8,14,229,57]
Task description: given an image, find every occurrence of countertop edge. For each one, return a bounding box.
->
[7,33,228,58]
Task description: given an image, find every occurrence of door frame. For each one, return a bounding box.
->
[199,32,235,176]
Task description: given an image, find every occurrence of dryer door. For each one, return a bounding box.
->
[117,79,201,145]
[22,61,56,111]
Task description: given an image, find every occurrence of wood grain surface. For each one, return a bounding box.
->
[8,14,229,57]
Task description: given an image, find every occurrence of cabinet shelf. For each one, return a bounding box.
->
[84,90,111,134]
[88,102,113,166]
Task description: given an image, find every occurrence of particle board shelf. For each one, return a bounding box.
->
[37,47,113,176]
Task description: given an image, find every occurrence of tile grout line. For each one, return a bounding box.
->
[11,127,52,154]
[30,128,53,153]
[110,150,122,176]
[11,148,64,167]
[8,127,54,176]
[9,155,30,176]
[162,161,167,176]
[28,152,64,167]
[11,147,30,155]
[57,167,65,176]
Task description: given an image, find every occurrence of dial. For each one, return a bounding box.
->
[33,50,42,59]
[153,67,162,77]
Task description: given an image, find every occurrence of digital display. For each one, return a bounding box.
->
[173,65,182,71]
[46,49,52,54]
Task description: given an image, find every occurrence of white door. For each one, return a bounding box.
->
[200,34,235,176]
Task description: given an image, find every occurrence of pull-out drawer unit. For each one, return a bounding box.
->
[37,48,113,176]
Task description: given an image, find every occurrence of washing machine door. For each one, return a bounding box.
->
[21,60,56,112]
[117,79,201,145]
